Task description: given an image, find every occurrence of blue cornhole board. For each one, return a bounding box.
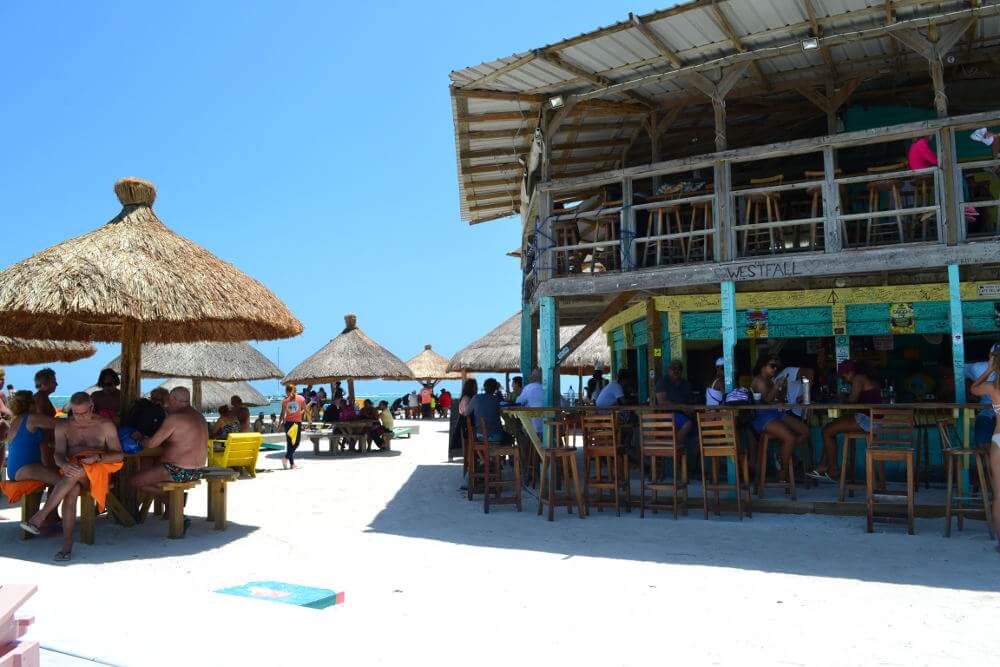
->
[215,581,344,609]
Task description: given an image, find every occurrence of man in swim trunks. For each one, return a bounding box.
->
[131,386,209,499]
[22,391,123,561]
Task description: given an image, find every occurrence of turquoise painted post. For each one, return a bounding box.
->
[948,265,966,405]
[539,296,559,448]
[721,281,737,392]
[520,302,533,380]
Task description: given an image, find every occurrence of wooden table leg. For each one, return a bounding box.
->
[79,492,96,545]
[105,491,136,528]
[168,489,185,539]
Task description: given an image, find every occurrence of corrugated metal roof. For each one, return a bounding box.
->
[450,0,1000,223]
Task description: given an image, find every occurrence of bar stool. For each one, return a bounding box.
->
[865,161,907,245]
[553,221,579,275]
[638,412,688,519]
[838,431,868,501]
[642,205,684,267]
[580,216,619,273]
[538,420,585,521]
[581,413,631,516]
[865,409,915,534]
[466,416,522,513]
[686,199,713,262]
[911,173,936,242]
[696,411,752,520]
[938,420,994,539]
[755,432,812,501]
[741,175,784,256]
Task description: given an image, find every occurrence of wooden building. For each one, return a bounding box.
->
[449,0,1000,412]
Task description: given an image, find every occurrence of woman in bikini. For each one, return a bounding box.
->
[813,360,882,482]
[751,356,811,485]
[970,350,1000,550]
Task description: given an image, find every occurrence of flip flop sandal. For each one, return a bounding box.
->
[20,521,41,535]
[53,551,72,562]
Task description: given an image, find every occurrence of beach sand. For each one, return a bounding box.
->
[3,421,999,666]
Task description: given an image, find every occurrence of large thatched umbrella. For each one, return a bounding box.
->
[105,341,283,408]
[0,177,302,412]
[0,337,96,365]
[283,314,412,402]
[153,378,269,412]
[448,312,611,392]
[405,344,461,384]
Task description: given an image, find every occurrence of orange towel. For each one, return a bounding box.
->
[70,451,124,513]
[0,480,45,504]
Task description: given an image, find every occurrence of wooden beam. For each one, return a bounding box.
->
[462,137,632,161]
[555,291,637,365]
[463,162,524,175]
[458,111,538,123]
[459,53,537,89]
[629,12,684,68]
[802,0,839,79]
[450,88,546,103]
[535,50,656,108]
[467,127,534,140]
[709,1,771,91]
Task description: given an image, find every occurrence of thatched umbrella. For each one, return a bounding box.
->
[447,311,611,392]
[283,314,412,402]
[0,337,96,365]
[105,341,283,408]
[0,177,302,412]
[153,378,269,412]
[405,344,461,384]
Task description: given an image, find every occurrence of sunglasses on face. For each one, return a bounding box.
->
[767,363,779,369]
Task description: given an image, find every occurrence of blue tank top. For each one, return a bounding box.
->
[6,417,45,478]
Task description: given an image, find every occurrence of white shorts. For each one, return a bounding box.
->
[993,433,1000,449]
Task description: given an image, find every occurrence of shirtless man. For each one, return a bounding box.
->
[22,392,123,561]
[131,386,208,506]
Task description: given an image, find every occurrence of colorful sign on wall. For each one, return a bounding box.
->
[746,309,769,338]
[889,303,915,334]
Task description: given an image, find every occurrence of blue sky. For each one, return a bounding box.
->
[0,1,666,398]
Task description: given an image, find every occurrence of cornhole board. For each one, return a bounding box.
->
[259,443,284,451]
[215,581,343,609]
[1,584,40,667]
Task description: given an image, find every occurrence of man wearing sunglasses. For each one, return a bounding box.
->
[21,391,123,561]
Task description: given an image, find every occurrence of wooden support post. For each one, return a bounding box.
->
[822,146,843,252]
[538,189,555,282]
[939,127,961,245]
[119,322,143,414]
[347,379,356,404]
[520,301,534,379]
[833,303,849,394]
[539,297,559,448]
[825,81,838,135]
[721,281,737,392]
[621,176,635,271]
[948,264,966,405]
[191,378,203,412]
[667,310,683,367]
[715,160,733,261]
[645,298,661,404]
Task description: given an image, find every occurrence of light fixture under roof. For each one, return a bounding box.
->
[801,37,819,51]
[548,95,565,109]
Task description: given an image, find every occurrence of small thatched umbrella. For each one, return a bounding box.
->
[153,378,269,412]
[0,177,302,412]
[405,344,461,385]
[283,314,412,402]
[105,341,283,408]
[447,311,611,394]
[0,336,96,365]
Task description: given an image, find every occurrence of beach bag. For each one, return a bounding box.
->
[124,398,165,438]
[724,387,754,427]
[117,427,142,454]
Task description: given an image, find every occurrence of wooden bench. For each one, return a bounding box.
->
[205,470,240,531]
[158,481,201,539]
[0,584,39,667]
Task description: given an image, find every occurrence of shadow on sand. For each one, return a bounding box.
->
[367,463,1000,593]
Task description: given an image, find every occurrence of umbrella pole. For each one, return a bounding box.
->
[119,322,143,413]
[505,372,509,394]
[192,378,203,412]
[347,378,355,405]
[578,368,583,401]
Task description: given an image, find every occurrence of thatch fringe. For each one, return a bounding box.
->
[154,378,269,412]
[105,341,282,381]
[406,344,462,381]
[0,336,96,365]
[283,314,413,384]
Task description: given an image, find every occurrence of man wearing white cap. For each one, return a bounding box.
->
[706,357,726,406]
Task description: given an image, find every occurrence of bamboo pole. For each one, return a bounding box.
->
[119,322,143,414]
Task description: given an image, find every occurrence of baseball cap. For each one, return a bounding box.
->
[991,342,1000,354]
[715,357,725,366]
[971,128,995,146]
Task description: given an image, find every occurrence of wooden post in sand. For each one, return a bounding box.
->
[119,322,143,413]
[347,378,356,404]
[191,378,203,412]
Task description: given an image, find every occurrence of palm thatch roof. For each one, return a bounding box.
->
[283,314,413,384]
[153,378,269,412]
[406,344,462,381]
[0,178,302,343]
[105,342,282,381]
[0,337,96,365]
[447,312,610,375]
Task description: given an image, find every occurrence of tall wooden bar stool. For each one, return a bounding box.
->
[865,161,907,246]
[755,432,812,501]
[643,205,684,267]
[638,412,688,519]
[865,409,916,534]
[938,420,994,538]
[911,172,936,242]
[552,221,579,275]
[581,413,631,516]
[741,175,784,256]
[467,416,522,514]
[697,411,752,520]
[686,199,713,261]
[580,216,619,273]
[538,420,585,521]
[838,430,868,502]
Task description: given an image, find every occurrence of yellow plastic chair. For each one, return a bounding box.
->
[208,433,263,478]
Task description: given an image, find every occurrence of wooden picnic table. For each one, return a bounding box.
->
[303,420,380,455]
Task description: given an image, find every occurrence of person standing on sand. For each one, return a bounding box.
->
[279,383,305,469]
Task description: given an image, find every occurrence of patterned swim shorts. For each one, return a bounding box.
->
[163,463,203,483]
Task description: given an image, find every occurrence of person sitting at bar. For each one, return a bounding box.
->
[91,368,121,420]
[22,392,124,561]
[965,342,1000,452]
[654,360,694,445]
[595,368,630,408]
[508,377,523,404]
[812,360,883,482]
[751,356,810,483]
[469,378,511,444]
[586,366,608,401]
[516,369,545,434]
[706,357,725,405]
[969,347,1000,550]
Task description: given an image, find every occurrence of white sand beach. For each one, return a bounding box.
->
[3,422,999,667]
